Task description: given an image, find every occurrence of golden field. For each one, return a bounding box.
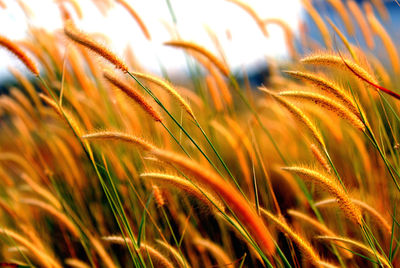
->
[0,0,399,267]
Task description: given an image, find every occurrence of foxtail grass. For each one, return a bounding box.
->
[282,166,362,225]
[260,87,326,148]
[64,20,128,72]
[316,236,391,268]
[164,40,229,76]
[278,90,365,131]
[315,198,392,235]
[115,0,151,40]
[0,35,39,75]
[103,236,174,268]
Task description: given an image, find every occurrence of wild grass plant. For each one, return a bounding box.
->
[0,0,399,267]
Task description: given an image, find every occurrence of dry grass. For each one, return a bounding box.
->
[0,1,399,267]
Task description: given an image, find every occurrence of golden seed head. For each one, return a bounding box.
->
[82,131,156,152]
[284,70,360,117]
[310,144,331,173]
[278,90,365,131]
[103,70,163,123]
[282,166,363,225]
[131,71,196,119]
[164,40,229,76]
[260,87,326,148]
[301,53,378,86]
[0,35,39,75]
[115,0,151,40]
[64,20,128,72]
[152,185,165,207]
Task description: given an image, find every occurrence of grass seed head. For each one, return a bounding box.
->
[64,20,128,72]
[0,35,39,75]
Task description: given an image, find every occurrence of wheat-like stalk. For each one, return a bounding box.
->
[103,70,163,123]
[103,236,174,268]
[260,87,326,148]
[10,88,36,119]
[190,52,233,107]
[282,166,363,225]
[64,258,91,268]
[0,153,37,182]
[318,261,340,268]
[288,209,353,259]
[82,131,156,151]
[206,75,223,112]
[301,0,332,48]
[326,0,354,35]
[0,35,39,75]
[316,236,391,268]
[140,172,224,212]
[366,5,399,74]
[225,117,255,160]
[371,0,389,21]
[326,18,357,60]
[20,198,79,237]
[194,237,234,268]
[155,239,191,268]
[149,148,276,256]
[347,0,374,49]
[10,68,43,113]
[225,0,268,37]
[2,1,400,267]
[211,121,252,193]
[39,93,82,136]
[130,71,195,119]
[0,227,62,268]
[19,173,62,209]
[115,0,151,40]
[88,235,118,268]
[57,0,82,20]
[284,70,360,117]
[164,40,229,76]
[310,144,331,173]
[301,54,378,85]
[315,198,391,235]
[264,18,296,59]
[64,20,128,72]
[260,208,322,266]
[278,90,365,131]
[0,96,34,130]
[152,185,165,207]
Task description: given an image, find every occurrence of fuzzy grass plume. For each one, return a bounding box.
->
[1,1,400,267]
[0,35,39,75]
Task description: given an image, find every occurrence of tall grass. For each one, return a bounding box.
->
[0,0,399,267]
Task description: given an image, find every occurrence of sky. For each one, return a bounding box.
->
[0,0,303,77]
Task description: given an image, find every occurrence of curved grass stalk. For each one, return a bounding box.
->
[0,227,62,268]
[315,198,392,235]
[103,236,174,268]
[316,236,391,268]
[125,71,247,199]
[282,166,362,225]
[194,237,234,268]
[140,172,224,212]
[260,208,322,266]
[157,239,191,268]
[288,209,353,259]
[278,90,365,131]
[36,75,147,267]
[260,87,326,148]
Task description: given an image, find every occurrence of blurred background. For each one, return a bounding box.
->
[0,0,398,83]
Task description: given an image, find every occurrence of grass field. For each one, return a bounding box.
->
[0,0,399,267]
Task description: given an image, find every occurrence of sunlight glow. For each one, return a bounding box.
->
[0,0,302,76]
